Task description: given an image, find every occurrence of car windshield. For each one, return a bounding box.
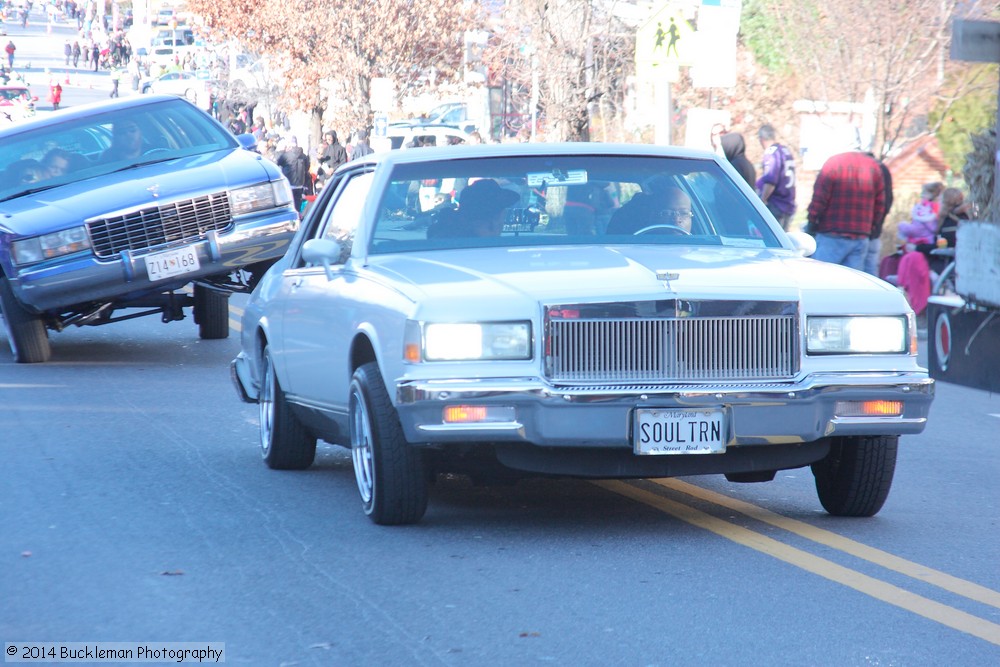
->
[369,154,781,253]
[0,98,237,201]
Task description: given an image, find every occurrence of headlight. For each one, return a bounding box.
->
[11,227,92,265]
[806,316,907,354]
[230,180,291,215]
[405,321,532,361]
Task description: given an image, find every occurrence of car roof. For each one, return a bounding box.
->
[354,141,720,167]
[0,95,192,136]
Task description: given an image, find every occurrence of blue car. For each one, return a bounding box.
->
[0,95,299,362]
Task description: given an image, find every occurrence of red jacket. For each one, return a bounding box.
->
[807,151,886,238]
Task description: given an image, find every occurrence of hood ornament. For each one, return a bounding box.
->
[655,269,679,290]
[146,184,160,199]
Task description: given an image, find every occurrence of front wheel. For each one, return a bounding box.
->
[812,435,898,517]
[259,346,316,470]
[350,362,428,525]
[193,284,230,339]
[0,277,51,363]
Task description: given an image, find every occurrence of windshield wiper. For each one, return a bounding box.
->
[109,156,177,174]
[0,184,60,203]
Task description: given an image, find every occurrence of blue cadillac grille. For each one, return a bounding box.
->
[87,193,233,258]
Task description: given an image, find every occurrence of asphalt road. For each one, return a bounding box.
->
[1,291,999,666]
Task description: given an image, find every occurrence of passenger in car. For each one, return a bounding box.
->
[4,158,42,186]
[427,179,520,238]
[606,183,694,235]
[41,148,75,179]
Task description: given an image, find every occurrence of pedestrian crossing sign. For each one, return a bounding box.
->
[636,4,696,77]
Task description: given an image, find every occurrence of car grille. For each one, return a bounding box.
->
[87,193,233,258]
[545,300,799,383]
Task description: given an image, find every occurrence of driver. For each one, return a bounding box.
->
[102,119,145,162]
[606,182,693,235]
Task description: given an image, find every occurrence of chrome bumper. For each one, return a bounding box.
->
[10,211,298,313]
[395,371,934,448]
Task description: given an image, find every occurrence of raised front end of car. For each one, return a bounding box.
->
[0,96,299,363]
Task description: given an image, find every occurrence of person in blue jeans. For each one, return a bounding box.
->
[806,127,886,270]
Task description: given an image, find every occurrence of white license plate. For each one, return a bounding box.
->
[634,408,726,455]
[145,246,201,281]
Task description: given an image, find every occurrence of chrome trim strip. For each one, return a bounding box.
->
[417,422,524,433]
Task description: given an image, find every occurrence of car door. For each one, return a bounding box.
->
[278,169,376,412]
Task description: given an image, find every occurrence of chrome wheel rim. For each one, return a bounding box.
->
[350,386,375,504]
[259,355,275,457]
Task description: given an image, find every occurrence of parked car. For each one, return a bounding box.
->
[374,123,475,152]
[141,70,216,101]
[399,101,477,133]
[0,84,37,124]
[226,56,282,102]
[0,95,300,363]
[231,143,934,525]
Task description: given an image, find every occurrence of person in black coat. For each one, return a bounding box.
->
[720,132,756,188]
[276,136,310,214]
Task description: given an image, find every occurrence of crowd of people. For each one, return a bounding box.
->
[713,120,971,322]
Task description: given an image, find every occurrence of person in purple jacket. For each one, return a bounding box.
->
[755,124,797,230]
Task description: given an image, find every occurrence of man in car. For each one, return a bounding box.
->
[606,182,694,235]
[102,119,144,162]
[42,148,73,179]
[428,179,520,238]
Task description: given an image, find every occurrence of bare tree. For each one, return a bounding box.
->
[482,0,631,142]
[187,0,476,138]
[754,0,995,159]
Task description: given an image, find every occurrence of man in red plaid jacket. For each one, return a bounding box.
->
[806,126,886,270]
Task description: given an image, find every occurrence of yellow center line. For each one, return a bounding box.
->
[595,480,1000,647]
[651,478,1000,611]
[229,304,243,333]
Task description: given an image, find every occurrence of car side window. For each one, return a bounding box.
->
[313,171,375,264]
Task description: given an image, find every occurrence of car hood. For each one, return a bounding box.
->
[367,245,906,316]
[0,149,276,236]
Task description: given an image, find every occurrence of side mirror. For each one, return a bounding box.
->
[236,133,257,151]
[301,238,342,281]
[787,231,816,257]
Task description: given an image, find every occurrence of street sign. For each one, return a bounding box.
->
[636,4,696,78]
[951,19,1000,63]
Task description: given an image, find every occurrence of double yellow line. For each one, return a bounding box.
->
[596,478,1000,646]
[228,299,999,644]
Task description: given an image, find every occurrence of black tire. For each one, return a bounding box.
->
[0,276,51,363]
[812,435,898,517]
[350,362,428,525]
[259,346,316,470]
[194,284,230,339]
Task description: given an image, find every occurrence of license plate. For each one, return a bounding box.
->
[145,246,201,281]
[634,408,726,455]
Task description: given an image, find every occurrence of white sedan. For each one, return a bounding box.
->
[142,71,214,101]
[231,143,934,525]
